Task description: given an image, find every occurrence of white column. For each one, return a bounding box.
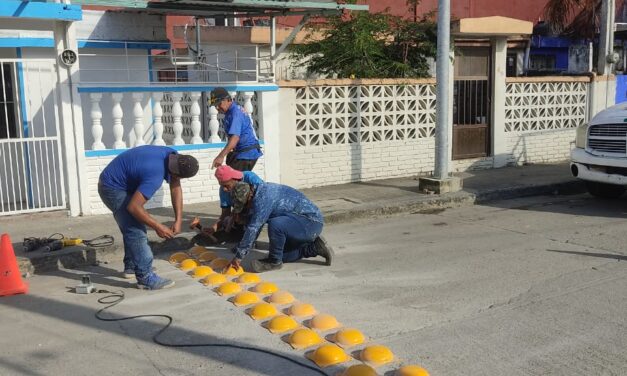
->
[243,91,255,132]
[132,92,146,147]
[152,92,165,145]
[258,90,282,183]
[111,93,126,149]
[229,90,238,104]
[208,105,221,143]
[171,92,185,145]
[491,37,508,168]
[190,91,203,144]
[89,93,105,150]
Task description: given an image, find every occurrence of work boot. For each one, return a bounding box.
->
[122,266,156,280]
[136,273,175,290]
[250,258,283,273]
[313,236,334,266]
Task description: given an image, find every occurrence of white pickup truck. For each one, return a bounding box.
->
[571,103,627,198]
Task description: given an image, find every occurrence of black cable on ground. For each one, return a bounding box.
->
[83,235,115,248]
[95,291,328,376]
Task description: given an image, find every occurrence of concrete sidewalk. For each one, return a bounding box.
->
[1,163,584,276]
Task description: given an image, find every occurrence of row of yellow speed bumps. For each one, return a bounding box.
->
[169,246,429,376]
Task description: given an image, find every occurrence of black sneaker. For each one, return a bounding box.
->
[250,258,283,273]
[313,236,334,266]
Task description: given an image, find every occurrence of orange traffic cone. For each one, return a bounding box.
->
[0,233,28,296]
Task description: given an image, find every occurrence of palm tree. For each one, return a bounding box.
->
[543,0,601,39]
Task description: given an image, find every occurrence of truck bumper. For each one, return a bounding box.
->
[571,148,627,185]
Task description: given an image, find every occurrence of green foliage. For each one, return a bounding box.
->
[290,5,437,79]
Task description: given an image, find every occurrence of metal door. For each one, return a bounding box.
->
[453,47,491,159]
[0,59,66,215]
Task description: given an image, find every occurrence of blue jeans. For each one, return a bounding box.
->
[98,183,153,278]
[267,213,323,263]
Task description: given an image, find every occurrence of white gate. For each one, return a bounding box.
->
[0,59,66,215]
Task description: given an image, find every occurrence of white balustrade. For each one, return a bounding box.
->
[111,93,126,149]
[171,92,184,145]
[242,91,254,115]
[152,92,165,145]
[208,105,221,143]
[190,92,203,144]
[132,93,146,147]
[89,93,105,150]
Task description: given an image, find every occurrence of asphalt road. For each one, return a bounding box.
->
[1,193,626,376]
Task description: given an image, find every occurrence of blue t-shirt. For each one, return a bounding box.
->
[235,183,323,259]
[219,171,264,208]
[223,104,263,160]
[99,145,176,200]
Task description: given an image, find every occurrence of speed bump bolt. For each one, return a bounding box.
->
[288,302,317,317]
[287,328,323,349]
[231,291,260,306]
[168,251,188,264]
[308,313,341,331]
[198,251,218,263]
[339,364,379,376]
[306,344,351,368]
[201,273,227,286]
[360,345,394,367]
[396,365,430,376]
[267,290,295,305]
[265,315,299,334]
[223,265,245,276]
[215,281,241,296]
[191,265,214,279]
[210,257,230,271]
[332,328,366,348]
[179,258,198,271]
[248,302,278,320]
[190,245,208,258]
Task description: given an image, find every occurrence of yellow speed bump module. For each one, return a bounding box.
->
[190,245,208,257]
[201,273,227,286]
[216,282,241,296]
[268,291,295,305]
[236,273,261,284]
[179,258,198,271]
[169,252,188,264]
[198,251,218,263]
[288,303,317,317]
[396,365,430,376]
[248,302,278,320]
[288,328,323,349]
[210,258,230,271]
[232,291,260,307]
[333,328,366,348]
[252,282,279,294]
[223,265,244,276]
[340,364,379,376]
[265,315,299,334]
[360,345,394,366]
[309,314,341,331]
[192,265,214,279]
[306,344,350,367]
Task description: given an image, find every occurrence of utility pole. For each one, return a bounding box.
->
[598,0,616,75]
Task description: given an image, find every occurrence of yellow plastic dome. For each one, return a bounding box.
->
[340,364,379,376]
[288,303,317,317]
[210,258,230,271]
[198,251,218,263]
[232,291,260,306]
[397,365,430,376]
[248,302,278,320]
[236,273,261,284]
[169,252,188,264]
[267,291,295,305]
[216,282,241,296]
[190,245,208,257]
[266,315,299,334]
[309,314,340,331]
[179,258,198,271]
[361,345,394,366]
[201,273,227,286]
[288,328,323,349]
[223,265,245,276]
[306,344,350,367]
[191,265,214,278]
[252,282,279,294]
[333,328,366,348]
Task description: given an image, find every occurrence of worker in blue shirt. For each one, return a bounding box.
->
[98,145,199,290]
[210,87,262,171]
[225,182,334,273]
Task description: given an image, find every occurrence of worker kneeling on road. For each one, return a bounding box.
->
[98,145,199,290]
[226,182,333,273]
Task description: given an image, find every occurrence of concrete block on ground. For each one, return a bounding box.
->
[418,176,463,194]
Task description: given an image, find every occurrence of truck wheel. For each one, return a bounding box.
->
[585,181,626,198]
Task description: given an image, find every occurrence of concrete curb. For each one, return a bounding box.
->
[18,180,586,276]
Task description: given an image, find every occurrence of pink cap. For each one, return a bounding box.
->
[215,165,243,183]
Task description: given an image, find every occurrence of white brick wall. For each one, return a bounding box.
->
[506,128,575,165]
[291,139,435,189]
[86,149,265,215]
